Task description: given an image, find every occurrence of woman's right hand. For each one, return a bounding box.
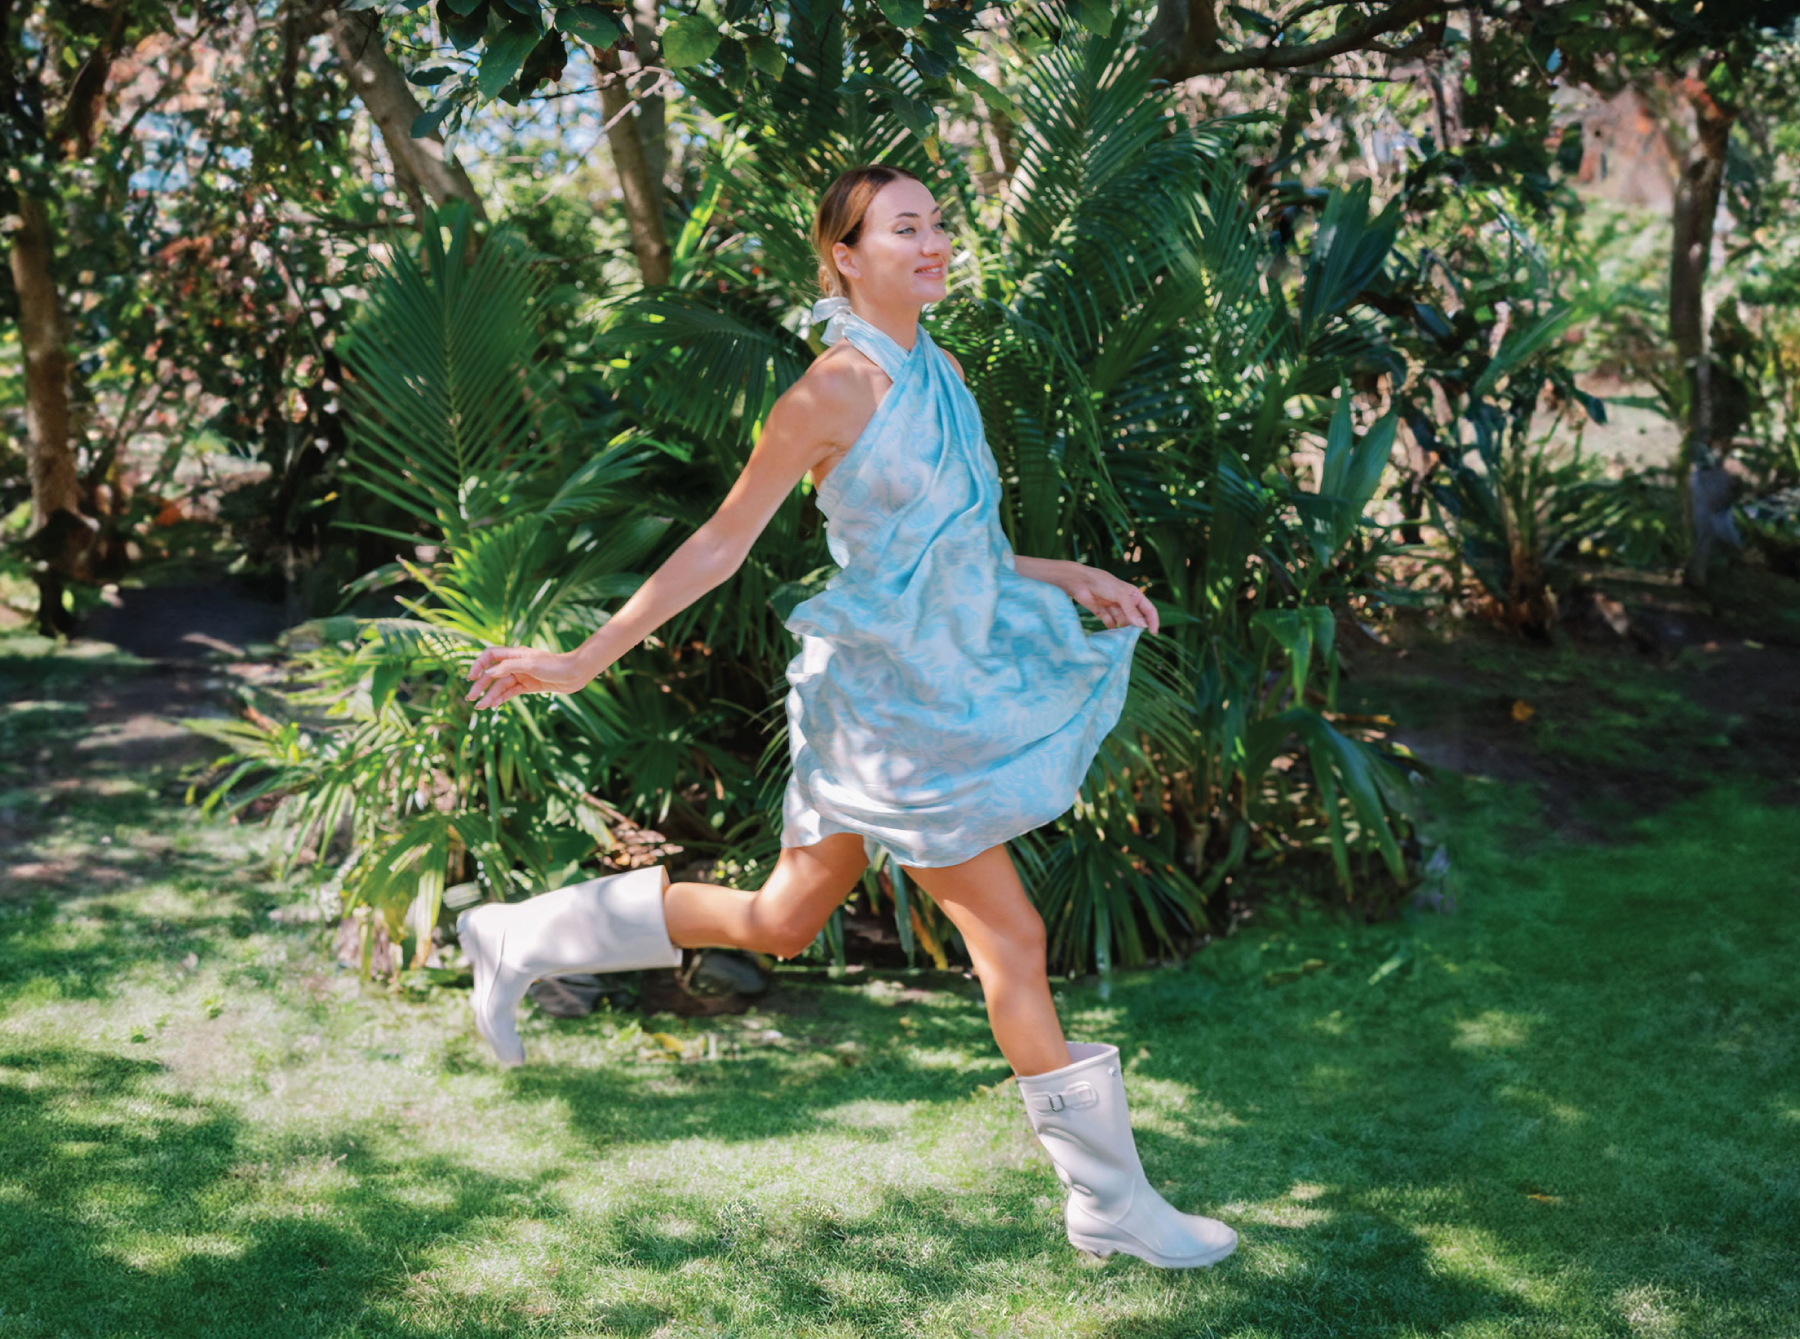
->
[465,646,596,711]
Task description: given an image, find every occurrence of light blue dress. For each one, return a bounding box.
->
[779,303,1142,870]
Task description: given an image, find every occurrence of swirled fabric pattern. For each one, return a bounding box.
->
[779,304,1141,870]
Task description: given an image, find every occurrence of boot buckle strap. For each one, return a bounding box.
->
[1030,1081,1099,1114]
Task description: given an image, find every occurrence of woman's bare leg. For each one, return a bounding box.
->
[663,831,869,959]
[899,843,1069,1078]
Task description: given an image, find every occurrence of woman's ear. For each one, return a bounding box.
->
[832,240,860,287]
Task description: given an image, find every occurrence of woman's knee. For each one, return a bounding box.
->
[750,849,863,959]
[997,903,1048,963]
[756,905,830,961]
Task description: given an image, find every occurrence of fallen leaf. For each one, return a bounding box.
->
[1510,700,1536,723]
[1264,958,1328,987]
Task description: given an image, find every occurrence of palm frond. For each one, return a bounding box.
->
[600,290,813,445]
[337,214,562,544]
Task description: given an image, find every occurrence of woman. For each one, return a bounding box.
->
[458,164,1237,1270]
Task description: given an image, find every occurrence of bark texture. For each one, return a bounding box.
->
[325,7,488,222]
[9,194,92,634]
[1669,66,1740,584]
[1146,0,1450,82]
[9,195,82,538]
[594,42,671,286]
[622,0,668,194]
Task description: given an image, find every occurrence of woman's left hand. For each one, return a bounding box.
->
[1060,564,1159,635]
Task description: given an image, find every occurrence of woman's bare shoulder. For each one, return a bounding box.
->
[773,343,885,433]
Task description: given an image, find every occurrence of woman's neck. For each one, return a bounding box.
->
[847,295,922,352]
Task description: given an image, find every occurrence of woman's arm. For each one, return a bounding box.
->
[1013,555,1160,635]
[1013,555,1077,588]
[573,369,868,672]
[466,369,855,710]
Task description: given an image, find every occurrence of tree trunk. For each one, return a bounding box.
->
[595,43,671,286]
[622,0,667,194]
[1145,0,1219,86]
[325,8,488,223]
[9,194,91,634]
[1669,64,1738,585]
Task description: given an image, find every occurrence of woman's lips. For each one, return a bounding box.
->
[916,265,944,278]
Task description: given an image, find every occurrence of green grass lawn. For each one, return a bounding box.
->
[1,642,1797,1337]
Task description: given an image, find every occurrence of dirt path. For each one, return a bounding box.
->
[0,582,299,892]
[7,569,1797,891]
[1344,569,1800,837]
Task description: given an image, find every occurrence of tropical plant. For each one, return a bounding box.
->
[184,212,676,975]
[598,22,1422,972]
[189,21,1432,982]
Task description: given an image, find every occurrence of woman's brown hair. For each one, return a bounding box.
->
[811,163,924,299]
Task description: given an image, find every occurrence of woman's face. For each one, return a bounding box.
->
[832,177,950,308]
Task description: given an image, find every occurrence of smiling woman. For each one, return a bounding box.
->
[455,164,1224,1271]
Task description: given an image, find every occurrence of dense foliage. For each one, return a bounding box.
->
[6,0,1798,978]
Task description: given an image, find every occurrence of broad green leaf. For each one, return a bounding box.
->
[662,15,721,68]
[953,64,1018,119]
[876,0,925,27]
[885,88,935,142]
[1068,0,1114,36]
[411,103,451,139]
[476,20,539,98]
[370,660,405,712]
[442,0,489,51]
[553,3,623,49]
[1471,305,1574,398]
[1242,709,1408,889]
[1250,607,1334,704]
[742,32,786,78]
[1311,391,1397,559]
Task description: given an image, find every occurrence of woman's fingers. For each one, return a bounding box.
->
[473,670,528,710]
[467,647,525,700]
[468,646,504,681]
[470,645,527,682]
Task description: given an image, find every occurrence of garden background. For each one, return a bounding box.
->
[2,0,1797,1334]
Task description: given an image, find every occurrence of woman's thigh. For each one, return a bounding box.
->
[898,842,1047,962]
[760,831,870,925]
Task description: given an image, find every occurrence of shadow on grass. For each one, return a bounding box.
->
[1108,785,1800,1332]
[0,994,1576,1337]
[0,874,305,1006]
[0,1043,550,1339]
[508,992,1013,1147]
[538,1176,1549,1338]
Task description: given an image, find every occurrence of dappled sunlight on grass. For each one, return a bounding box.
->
[2,643,1797,1334]
[1451,1009,1542,1051]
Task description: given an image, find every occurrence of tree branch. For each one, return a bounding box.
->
[1154,0,1455,80]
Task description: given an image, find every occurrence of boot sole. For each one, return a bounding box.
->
[1068,1230,1238,1269]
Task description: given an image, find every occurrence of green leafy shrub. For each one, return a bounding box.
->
[185,214,677,972]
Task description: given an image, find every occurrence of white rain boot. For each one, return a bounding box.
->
[455,864,683,1067]
[1016,1041,1238,1268]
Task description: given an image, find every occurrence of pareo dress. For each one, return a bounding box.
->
[779,298,1141,870]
